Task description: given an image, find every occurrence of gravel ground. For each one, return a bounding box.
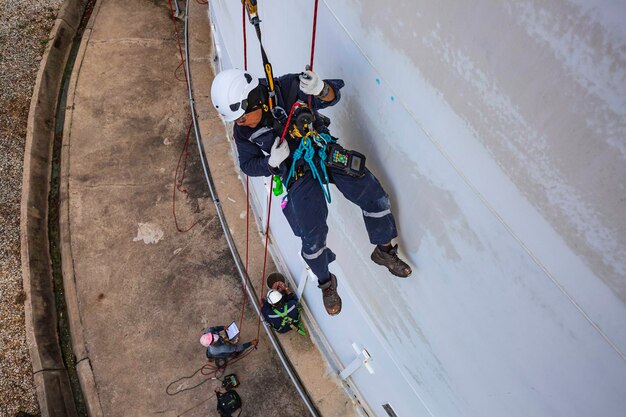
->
[0,1,64,415]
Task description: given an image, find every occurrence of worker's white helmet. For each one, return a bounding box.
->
[267,289,283,306]
[211,69,259,122]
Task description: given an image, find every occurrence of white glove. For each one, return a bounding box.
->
[268,137,290,168]
[299,70,324,96]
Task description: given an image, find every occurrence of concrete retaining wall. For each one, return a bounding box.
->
[20,1,87,416]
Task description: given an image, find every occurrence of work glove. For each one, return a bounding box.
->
[299,70,324,96]
[268,137,290,168]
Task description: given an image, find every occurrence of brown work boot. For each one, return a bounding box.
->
[371,244,412,277]
[318,274,342,316]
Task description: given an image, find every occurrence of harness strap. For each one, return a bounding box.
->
[271,303,306,335]
[249,126,272,143]
[271,304,297,331]
[268,303,297,319]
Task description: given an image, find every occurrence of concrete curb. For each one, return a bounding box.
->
[59,1,105,416]
[19,0,87,416]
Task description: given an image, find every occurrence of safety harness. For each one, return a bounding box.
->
[268,303,307,335]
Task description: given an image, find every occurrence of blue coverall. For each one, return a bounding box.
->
[203,326,252,360]
[261,293,300,333]
[233,74,397,285]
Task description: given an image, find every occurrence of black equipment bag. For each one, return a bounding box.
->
[216,389,242,417]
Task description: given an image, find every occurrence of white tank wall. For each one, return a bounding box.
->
[208,1,626,416]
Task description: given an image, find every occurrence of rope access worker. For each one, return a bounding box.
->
[210,68,412,316]
[261,280,305,335]
[200,325,257,360]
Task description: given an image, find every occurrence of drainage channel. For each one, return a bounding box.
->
[48,1,96,415]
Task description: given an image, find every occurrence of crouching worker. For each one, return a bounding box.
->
[261,278,306,336]
[200,325,257,361]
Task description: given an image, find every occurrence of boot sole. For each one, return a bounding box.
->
[322,274,342,315]
[326,301,342,316]
[371,254,412,278]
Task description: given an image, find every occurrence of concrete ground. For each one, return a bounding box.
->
[61,0,355,416]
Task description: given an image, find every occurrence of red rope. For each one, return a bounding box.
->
[242,0,249,274]
[172,121,204,233]
[238,177,250,332]
[256,188,274,337]
[200,345,256,377]
[167,0,189,89]
[238,1,252,335]
[243,3,248,71]
[307,0,320,107]
[238,0,321,340]
[255,101,302,338]
[174,60,186,82]
[167,1,205,233]
[279,102,305,144]
[309,0,320,71]
[245,179,250,273]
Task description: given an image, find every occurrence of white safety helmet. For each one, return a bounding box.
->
[210,68,259,122]
[267,289,283,306]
